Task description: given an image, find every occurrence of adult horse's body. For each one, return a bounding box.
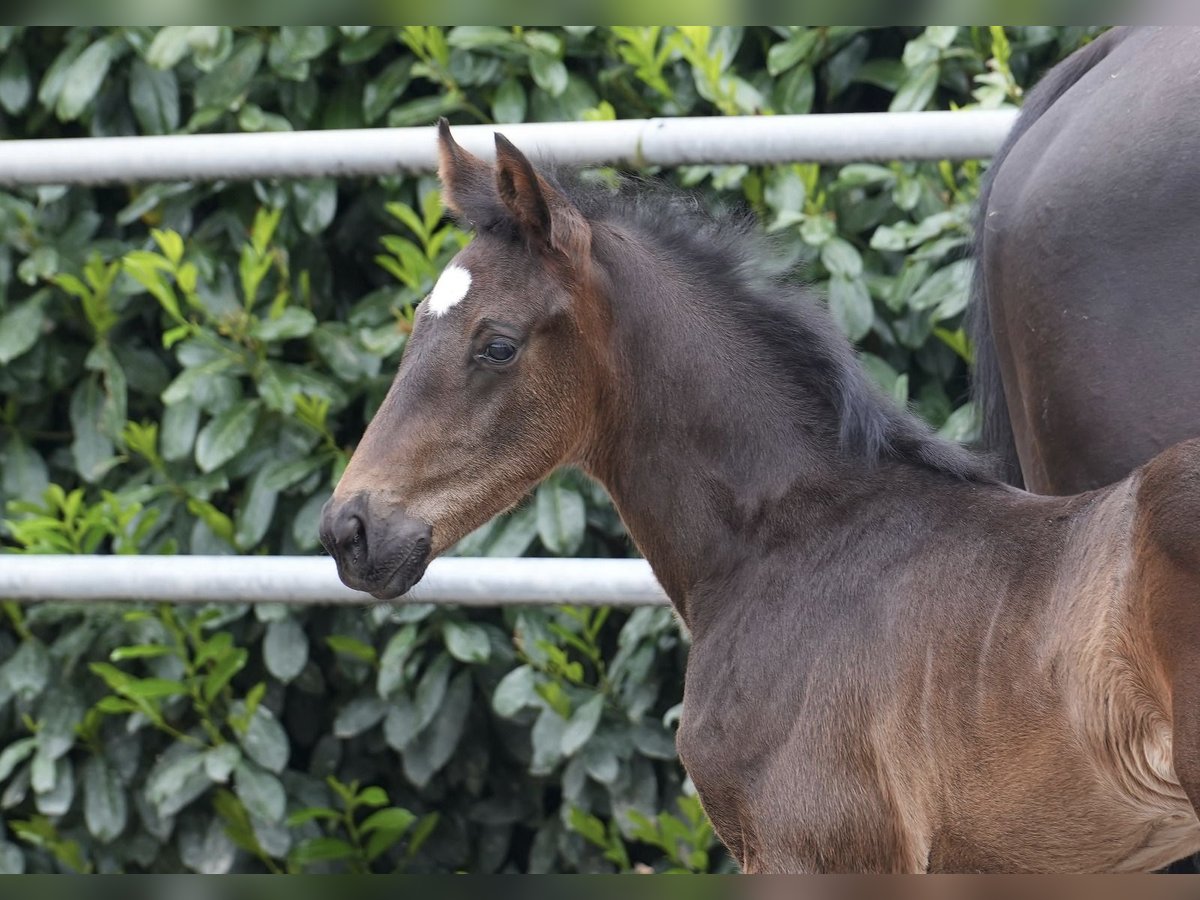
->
[322,123,1200,872]
[972,26,1200,494]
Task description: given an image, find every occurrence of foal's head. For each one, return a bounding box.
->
[320,123,608,599]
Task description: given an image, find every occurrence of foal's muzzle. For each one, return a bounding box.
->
[319,492,432,600]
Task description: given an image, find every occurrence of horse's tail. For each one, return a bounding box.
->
[968,27,1128,488]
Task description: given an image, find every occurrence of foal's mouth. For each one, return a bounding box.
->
[366,537,433,601]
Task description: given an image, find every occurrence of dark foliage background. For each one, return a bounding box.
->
[0,26,1102,873]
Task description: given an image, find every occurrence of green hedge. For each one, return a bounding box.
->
[0,26,1100,873]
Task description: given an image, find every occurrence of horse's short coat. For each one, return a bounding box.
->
[971,26,1200,495]
[321,122,1200,872]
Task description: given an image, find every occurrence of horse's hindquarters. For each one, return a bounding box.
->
[981,26,1200,495]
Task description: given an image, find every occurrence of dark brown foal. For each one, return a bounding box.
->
[320,122,1200,872]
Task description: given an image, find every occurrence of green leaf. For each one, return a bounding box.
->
[386,94,461,128]
[530,706,567,775]
[122,678,189,699]
[146,26,192,69]
[290,179,338,236]
[261,455,323,493]
[530,51,568,97]
[0,841,23,875]
[413,654,452,732]
[285,806,340,827]
[363,56,413,124]
[827,275,874,342]
[235,703,289,773]
[383,695,420,751]
[820,238,864,279]
[401,670,471,788]
[37,35,87,111]
[56,37,118,121]
[561,694,604,756]
[0,737,37,782]
[908,259,973,319]
[938,403,980,443]
[767,29,818,75]
[203,744,241,783]
[536,480,586,556]
[441,620,490,664]
[356,785,388,808]
[82,757,126,844]
[0,293,45,364]
[492,664,537,718]
[263,617,308,682]
[145,748,207,816]
[312,324,377,380]
[890,62,939,112]
[234,468,278,550]
[447,25,514,49]
[251,306,316,342]
[0,46,31,115]
[234,760,286,823]
[186,498,235,546]
[926,25,959,49]
[277,26,333,63]
[109,644,172,662]
[326,635,377,665]
[194,37,263,112]
[129,57,179,134]
[195,401,260,473]
[376,625,418,699]
[177,812,236,874]
[2,435,48,503]
[203,647,248,703]
[70,378,116,483]
[492,76,526,124]
[568,806,609,848]
[774,63,815,115]
[632,719,678,759]
[290,836,356,867]
[333,696,387,738]
[360,806,416,836]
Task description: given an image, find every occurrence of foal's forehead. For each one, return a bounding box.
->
[420,240,547,323]
[425,262,472,318]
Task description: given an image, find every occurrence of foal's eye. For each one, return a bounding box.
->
[479,339,517,365]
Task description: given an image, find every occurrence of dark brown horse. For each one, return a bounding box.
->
[321,122,1200,872]
[972,26,1200,495]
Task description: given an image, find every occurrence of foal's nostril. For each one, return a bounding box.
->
[333,513,365,554]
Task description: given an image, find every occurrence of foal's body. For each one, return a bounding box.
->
[582,222,1200,871]
[678,466,1198,871]
[322,123,1200,872]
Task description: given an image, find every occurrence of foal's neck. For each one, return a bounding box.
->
[579,226,976,631]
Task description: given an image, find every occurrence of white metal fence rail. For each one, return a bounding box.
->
[0,110,1017,185]
[0,556,669,607]
[0,110,1016,605]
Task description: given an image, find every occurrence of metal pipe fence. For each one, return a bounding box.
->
[0,110,1017,186]
[0,556,669,607]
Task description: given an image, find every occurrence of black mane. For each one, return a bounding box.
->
[479,165,992,484]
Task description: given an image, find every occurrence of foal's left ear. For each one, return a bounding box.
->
[493,133,591,267]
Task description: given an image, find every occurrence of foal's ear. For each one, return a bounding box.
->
[493,132,591,265]
[436,118,496,226]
